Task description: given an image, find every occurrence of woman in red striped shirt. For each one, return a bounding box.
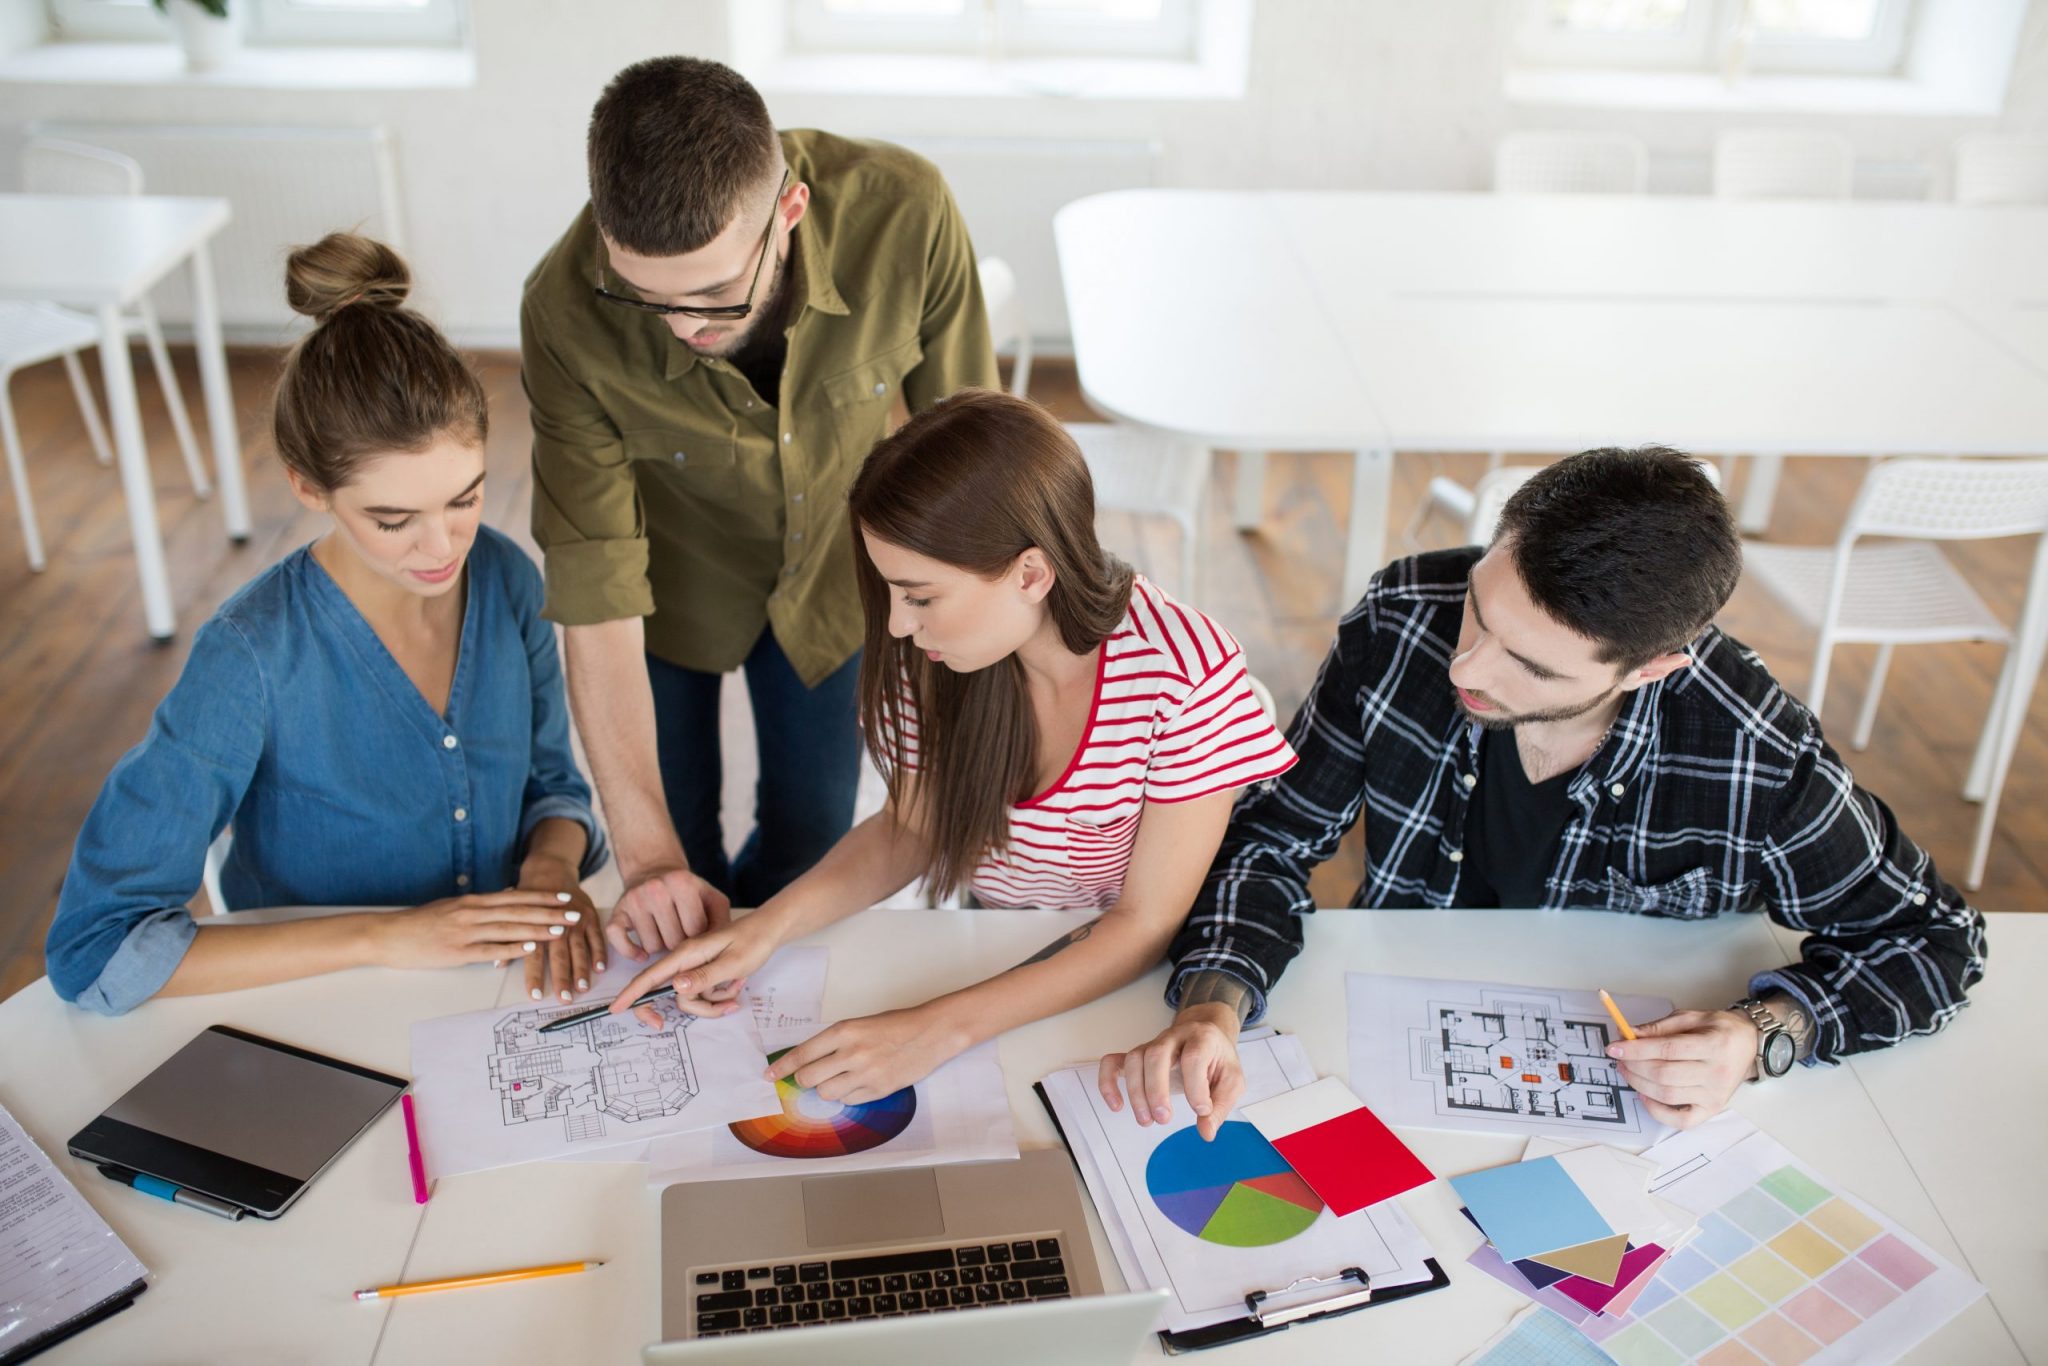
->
[610,390,1295,1101]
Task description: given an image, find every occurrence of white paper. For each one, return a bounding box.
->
[1347,973,1675,1144]
[0,1099,149,1360]
[642,1026,1018,1186]
[1240,1075,1365,1140]
[1040,1034,1440,1336]
[408,994,780,1178]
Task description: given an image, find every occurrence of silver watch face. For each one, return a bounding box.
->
[1762,1029,1796,1077]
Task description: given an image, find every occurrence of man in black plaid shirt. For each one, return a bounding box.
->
[1100,448,1986,1139]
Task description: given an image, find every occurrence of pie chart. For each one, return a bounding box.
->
[727,1048,917,1159]
[1145,1120,1324,1247]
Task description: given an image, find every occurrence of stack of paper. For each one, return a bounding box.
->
[1452,1140,1698,1329]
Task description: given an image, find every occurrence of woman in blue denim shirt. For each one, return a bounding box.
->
[46,233,609,1016]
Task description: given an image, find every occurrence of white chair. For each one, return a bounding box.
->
[1493,132,1649,195]
[1711,129,1855,201]
[0,305,111,570]
[20,138,212,495]
[201,827,232,915]
[1711,129,1856,536]
[1742,459,2048,890]
[1952,136,2048,206]
[979,257,1208,599]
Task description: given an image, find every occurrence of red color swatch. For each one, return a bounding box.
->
[1269,1105,1434,1217]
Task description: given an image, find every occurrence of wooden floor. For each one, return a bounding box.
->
[2,348,2043,1004]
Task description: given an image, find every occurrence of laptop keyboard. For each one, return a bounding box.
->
[689,1234,1072,1336]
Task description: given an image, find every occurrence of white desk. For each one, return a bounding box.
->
[7,909,2033,1363]
[0,194,249,640]
[1055,191,2048,607]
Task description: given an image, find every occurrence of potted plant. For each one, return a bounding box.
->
[152,0,240,73]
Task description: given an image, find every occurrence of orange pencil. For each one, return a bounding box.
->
[353,1260,604,1301]
[1597,988,1639,1041]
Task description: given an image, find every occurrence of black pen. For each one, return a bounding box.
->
[536,985,674,1034]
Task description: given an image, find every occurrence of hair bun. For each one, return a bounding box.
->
[285,232,412,324]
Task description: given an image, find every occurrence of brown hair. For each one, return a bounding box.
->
[273,232,487,492]
[850,389,1134,898]
[587,56,781,256]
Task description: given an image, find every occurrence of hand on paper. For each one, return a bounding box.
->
[513,855,606,1002]
[608,865,732,964]
[1605,1008,1761,1129]
[375,890,584,969]
[1097,1002,1244,1142]
[610,907,786,1025]
[769,1006,966,1106]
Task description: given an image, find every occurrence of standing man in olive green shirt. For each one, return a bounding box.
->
[522,57,997,966]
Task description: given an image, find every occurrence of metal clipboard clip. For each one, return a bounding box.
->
[1243,1267,1372,1327]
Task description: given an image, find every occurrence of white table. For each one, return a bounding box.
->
[5,909,2035,1364]
[1056,191,2048,607]
[0,194,249,640]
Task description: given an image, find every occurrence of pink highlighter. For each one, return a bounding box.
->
[401,1092,430,1204]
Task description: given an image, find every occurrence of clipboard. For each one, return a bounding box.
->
[1033,1082,1450,1354]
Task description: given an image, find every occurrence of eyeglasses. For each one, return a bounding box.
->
[592,169,790,320]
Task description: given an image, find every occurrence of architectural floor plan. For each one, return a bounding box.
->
[1420,988,1629,1126]
[1347,973,1677,1142]
[487,1003,699,1145]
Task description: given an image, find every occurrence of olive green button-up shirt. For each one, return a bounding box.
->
[520,129,998,686]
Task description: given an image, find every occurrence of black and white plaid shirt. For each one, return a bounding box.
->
[1169,549,1987,1063]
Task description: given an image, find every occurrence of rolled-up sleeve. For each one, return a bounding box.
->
[1750,725,1987,1062]
[901,178,998,413]
[46,619,267,1015]
[506,553,609,879]
[522,294,655,626]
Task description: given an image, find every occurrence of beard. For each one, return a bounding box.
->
[688,246,795,360]
[1454,683,1622,731]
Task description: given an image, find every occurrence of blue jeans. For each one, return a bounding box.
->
[646,629,861,906]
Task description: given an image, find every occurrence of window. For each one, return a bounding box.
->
[46,0,466,47]
[788,0,1198,61]
[1516,0,1915,77]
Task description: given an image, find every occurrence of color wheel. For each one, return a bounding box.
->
[727,1048,917,1159]
[1145,1120,1324,1247]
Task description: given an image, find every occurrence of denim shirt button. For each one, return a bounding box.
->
[443,734,458,750]
[454,807,468,822]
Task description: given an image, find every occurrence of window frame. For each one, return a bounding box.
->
[1514,0,1918,77]
[787,0,1197,61]
[45,0,468,47]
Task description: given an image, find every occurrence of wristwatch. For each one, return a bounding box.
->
[1731,998,1796,1080]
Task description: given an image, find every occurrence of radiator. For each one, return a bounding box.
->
[894,135,1162,348]
[29,122,403,334]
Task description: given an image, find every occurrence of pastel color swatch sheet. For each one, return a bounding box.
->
[1573,1150,1975,1363]
[1241,1076,1433,1216]
[1450,1155,1613,1264]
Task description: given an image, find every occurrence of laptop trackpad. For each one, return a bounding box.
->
[802,1168,945,1247]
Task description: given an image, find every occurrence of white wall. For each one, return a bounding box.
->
[2,0,2044,346]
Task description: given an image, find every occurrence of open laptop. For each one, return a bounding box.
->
[652,1147,1157,1357]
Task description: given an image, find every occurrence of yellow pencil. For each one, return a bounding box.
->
[1597,988,1639,1042]
[353,1260,604,1301]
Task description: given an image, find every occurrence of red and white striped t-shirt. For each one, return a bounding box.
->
[888,575,1297,911]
